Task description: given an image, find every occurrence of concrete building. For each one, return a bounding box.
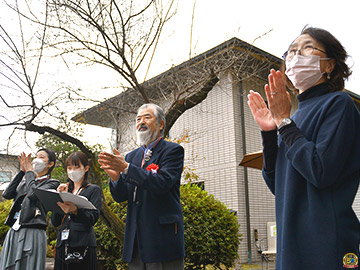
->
[0,154,20,199]
[74,37,360,267]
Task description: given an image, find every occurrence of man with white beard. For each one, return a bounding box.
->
[98,103,185,270]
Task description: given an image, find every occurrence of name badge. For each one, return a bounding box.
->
[61,229,70,240]
[12,215,21,231]
[35,208,41,217]
[14,212,20,220]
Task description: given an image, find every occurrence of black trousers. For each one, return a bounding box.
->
[129,244,184,270]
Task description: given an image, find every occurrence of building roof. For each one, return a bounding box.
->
[72,37,283,128]
[0,153,19,160]
[72,37,360,128]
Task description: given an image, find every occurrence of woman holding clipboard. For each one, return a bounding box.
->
[51,151,101,270]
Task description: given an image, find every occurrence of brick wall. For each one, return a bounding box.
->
[170,71,276,264]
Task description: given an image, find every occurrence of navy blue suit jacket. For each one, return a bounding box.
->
[109,138,185,263]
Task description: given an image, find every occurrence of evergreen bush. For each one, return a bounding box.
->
[94,187,127,270]
[0,200,12,245]
[181,184,241,270]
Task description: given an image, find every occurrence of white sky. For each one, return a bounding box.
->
[151,0,359,94]
[1,0,359,154]
[51,0,360,95]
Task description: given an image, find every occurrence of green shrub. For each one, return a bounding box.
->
[181,184,241,270]
[95,184,241,270]
[94,187,128,270]
[0,200,12,244]
[46,212,58,258]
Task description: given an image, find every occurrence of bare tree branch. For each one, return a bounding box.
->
[24,122,125,239]
[164,70,219,136]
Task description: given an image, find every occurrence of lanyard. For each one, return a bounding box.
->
[61,184,90,228]
[73,184,89,195]
[133,137,162,202]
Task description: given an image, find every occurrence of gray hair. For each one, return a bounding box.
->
[137,103,166,136]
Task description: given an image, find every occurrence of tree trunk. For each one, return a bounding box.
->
[25,122,126,240]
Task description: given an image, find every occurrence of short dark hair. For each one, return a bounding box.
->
[64,151,90,191]
[37,148,56,176]
[283,26,352,93]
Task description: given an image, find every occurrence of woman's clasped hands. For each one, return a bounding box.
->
[18,152,33,172]
[247,69,292,131]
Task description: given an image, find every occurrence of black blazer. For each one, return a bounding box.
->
[3,171,59,229]
[51,184,102,247]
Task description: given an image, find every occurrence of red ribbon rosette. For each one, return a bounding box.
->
[146,163,159,174]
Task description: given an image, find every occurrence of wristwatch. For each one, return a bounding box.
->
[277,118,292,129]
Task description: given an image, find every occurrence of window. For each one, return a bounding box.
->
[0,171,11,183]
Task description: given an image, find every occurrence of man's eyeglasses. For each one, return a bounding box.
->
[282,45,327,61]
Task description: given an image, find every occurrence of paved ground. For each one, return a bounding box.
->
[239,262,275,270]
[239,264,261,269]
[45,257,54,270]
[45,258,272,270]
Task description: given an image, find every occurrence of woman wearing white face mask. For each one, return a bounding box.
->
[248,26,360,270]
[51,151,101,270]
[0,148,60,270]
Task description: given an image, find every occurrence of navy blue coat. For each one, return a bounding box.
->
[109,138,185,263]
[263,84,360,270]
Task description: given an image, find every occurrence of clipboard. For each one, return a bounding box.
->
[34,188,96,215]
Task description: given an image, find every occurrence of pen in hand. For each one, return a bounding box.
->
[57,184,68,193]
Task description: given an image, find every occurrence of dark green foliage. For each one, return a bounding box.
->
[94,187,128,270]
[46,212,58,257]
[0,200,11,245]
[181,184,241,270]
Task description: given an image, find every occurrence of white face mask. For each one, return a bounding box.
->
[32,158,47,174]
[285,54,329,92]
[68,169,85,183]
